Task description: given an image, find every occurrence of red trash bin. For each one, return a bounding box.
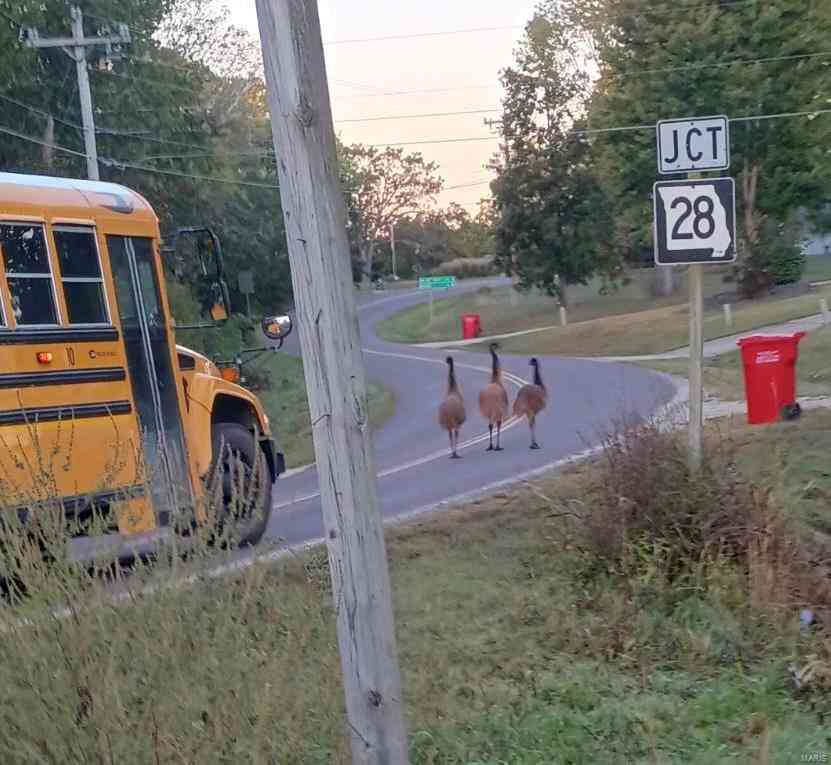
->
[461,313,482,340]
[737,332,806,425]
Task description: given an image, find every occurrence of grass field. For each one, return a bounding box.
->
[464,285,831,357]
[378,268,737,344]
[637,326,831,402]
[805,257,831,283]
[5,410,831,762]
[379,263,831,353]
[254,352,395,468]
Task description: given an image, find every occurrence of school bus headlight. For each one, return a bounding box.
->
[36,352,53,364]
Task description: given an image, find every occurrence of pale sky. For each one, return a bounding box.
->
[228,1,537,212]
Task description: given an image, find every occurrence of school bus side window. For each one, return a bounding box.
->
[0,223,59,326]
[53,227,109,325]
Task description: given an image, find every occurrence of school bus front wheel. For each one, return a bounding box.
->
[207,422,273,547]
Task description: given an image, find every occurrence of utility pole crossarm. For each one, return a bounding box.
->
[22,32,131,50]
[21,6,131,182]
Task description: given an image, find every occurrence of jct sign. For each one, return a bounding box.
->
[657,115,729,174]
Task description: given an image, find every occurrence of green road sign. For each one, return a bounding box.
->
[418,275,456,290]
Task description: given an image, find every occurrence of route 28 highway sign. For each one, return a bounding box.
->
[653,177,736,265]
[656,115,729,174]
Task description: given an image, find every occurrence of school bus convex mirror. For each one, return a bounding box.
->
[0,172,292,563]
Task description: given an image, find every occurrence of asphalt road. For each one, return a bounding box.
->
[260,279,677,549]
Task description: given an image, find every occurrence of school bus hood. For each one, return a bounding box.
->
[176,345,221,378]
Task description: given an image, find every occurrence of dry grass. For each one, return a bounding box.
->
[638,325,831,402]
[474,285,831,357]
[255,351,396,468]
[1,413,831,761]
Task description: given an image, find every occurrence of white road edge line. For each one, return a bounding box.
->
[23,377,685,623]
[273,348,530,510]
[184,375,689,584]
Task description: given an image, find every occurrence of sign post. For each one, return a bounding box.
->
[654,116,735,472]
[238,269,255,318]
[419,275,456,324]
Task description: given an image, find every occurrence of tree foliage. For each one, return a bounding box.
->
[492,8,622,302]
[495,0,831,297]
[339,143,443,282]
[0,0,292,333]
[574,0,830,278]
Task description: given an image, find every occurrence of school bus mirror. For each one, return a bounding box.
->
[262,315,293,341]
[170,227,224,285]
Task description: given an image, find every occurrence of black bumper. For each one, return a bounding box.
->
[260,437,285,481]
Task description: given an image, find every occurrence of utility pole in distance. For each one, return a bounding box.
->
[389,222,398,280]
[22,6,130,181]
[254,1,408,763]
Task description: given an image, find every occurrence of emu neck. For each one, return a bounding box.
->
[448,364,460,394]
[490,351,501,383]
[533,365,544,389]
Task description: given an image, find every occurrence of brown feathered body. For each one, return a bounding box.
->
[438,365,466,432]
[513,362,547,423]
[514,358,547,449]
[479,347,510,426]
[439,357,466,458]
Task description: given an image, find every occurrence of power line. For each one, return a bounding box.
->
[91,67,200,95]
[336,46,830,102]
[594,0,760,24]
[731,107,831,124]
[95,128,210,153]
[321,0,760,48]
[0,123,87,157]
[375,107,831,146]
[371,136,500,148]
[103,158,280,189]
[606,50,831,80]
[333,83,499,101]
[5,108,829,189]
[87,105,831,161]
[136,149,274,162]
[444,180,492,191]
[324,24,522,46]
[565,108,831,138]
[338,108,500,123]
[0,92,83,131]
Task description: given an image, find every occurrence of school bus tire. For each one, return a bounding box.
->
[208,422,273,546]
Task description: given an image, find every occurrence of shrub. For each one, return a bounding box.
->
[580,415,831,615]
[432,257,498,279]
[736,219,807,299]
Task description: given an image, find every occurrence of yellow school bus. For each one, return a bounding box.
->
[0,172,292,561]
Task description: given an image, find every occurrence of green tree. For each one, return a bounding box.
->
[444,201,497,262]
[339,143,444,284]
[569,0,831,290]
[492,10,622,304]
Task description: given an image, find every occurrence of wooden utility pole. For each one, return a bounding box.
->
[254,2,408,763]
[23,6,130,181]
[42,115,55,169]
[389,223,398,280]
